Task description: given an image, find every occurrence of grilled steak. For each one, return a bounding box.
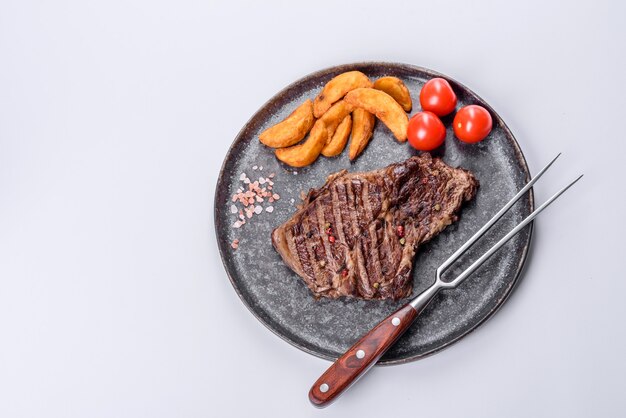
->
[271,154,478,300]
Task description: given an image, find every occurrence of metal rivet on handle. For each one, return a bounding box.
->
[356,349,365,359]
[392,317,401,326]
[320,383,329,393]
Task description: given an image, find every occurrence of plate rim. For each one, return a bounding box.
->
[214,61,534,365]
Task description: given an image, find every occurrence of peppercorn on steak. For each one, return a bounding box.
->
[271,154,478,300]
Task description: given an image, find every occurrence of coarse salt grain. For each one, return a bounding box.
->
[231,239,239,249]
[230,165,281,230]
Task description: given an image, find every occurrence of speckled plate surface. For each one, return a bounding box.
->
[215,62,533,365]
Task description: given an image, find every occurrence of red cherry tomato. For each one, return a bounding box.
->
[453,105,493,143]
[407,111,446,151]
[419,78,457,116]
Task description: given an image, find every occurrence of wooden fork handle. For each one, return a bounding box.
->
[308,303,418,407]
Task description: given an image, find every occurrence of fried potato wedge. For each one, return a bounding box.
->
[313,71,372,118]
[259,99,315,148]
[344,88,408,142]
[275,120,328,167]
[319,100,354,141]
[348,108,375,160]
[373,76,412,112]
[322,115,352,157]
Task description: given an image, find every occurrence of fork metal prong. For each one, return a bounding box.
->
[436,153,561,281]
[442,174,583,288]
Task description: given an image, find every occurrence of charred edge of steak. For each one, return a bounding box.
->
[271,153,479,300]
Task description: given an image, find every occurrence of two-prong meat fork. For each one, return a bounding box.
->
[309,154,582,407]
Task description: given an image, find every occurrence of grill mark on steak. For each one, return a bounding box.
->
[334,183,353,249]
[367,182,382,217]
[352,180,365,229]
[378,217,391,278]
[356,239,373,298]
[365,223,381,286]
[345,181,360,240]
[302,208,325,288]
[362,184,385,288]
[292,224,315,279]
[318,196,345,289]
[271,154,478,300]
[283,228,304,277]
[329,184,356,297]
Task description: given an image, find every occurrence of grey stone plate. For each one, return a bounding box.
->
[215,62,533,365]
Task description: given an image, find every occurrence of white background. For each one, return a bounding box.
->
[1,1,625,417]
